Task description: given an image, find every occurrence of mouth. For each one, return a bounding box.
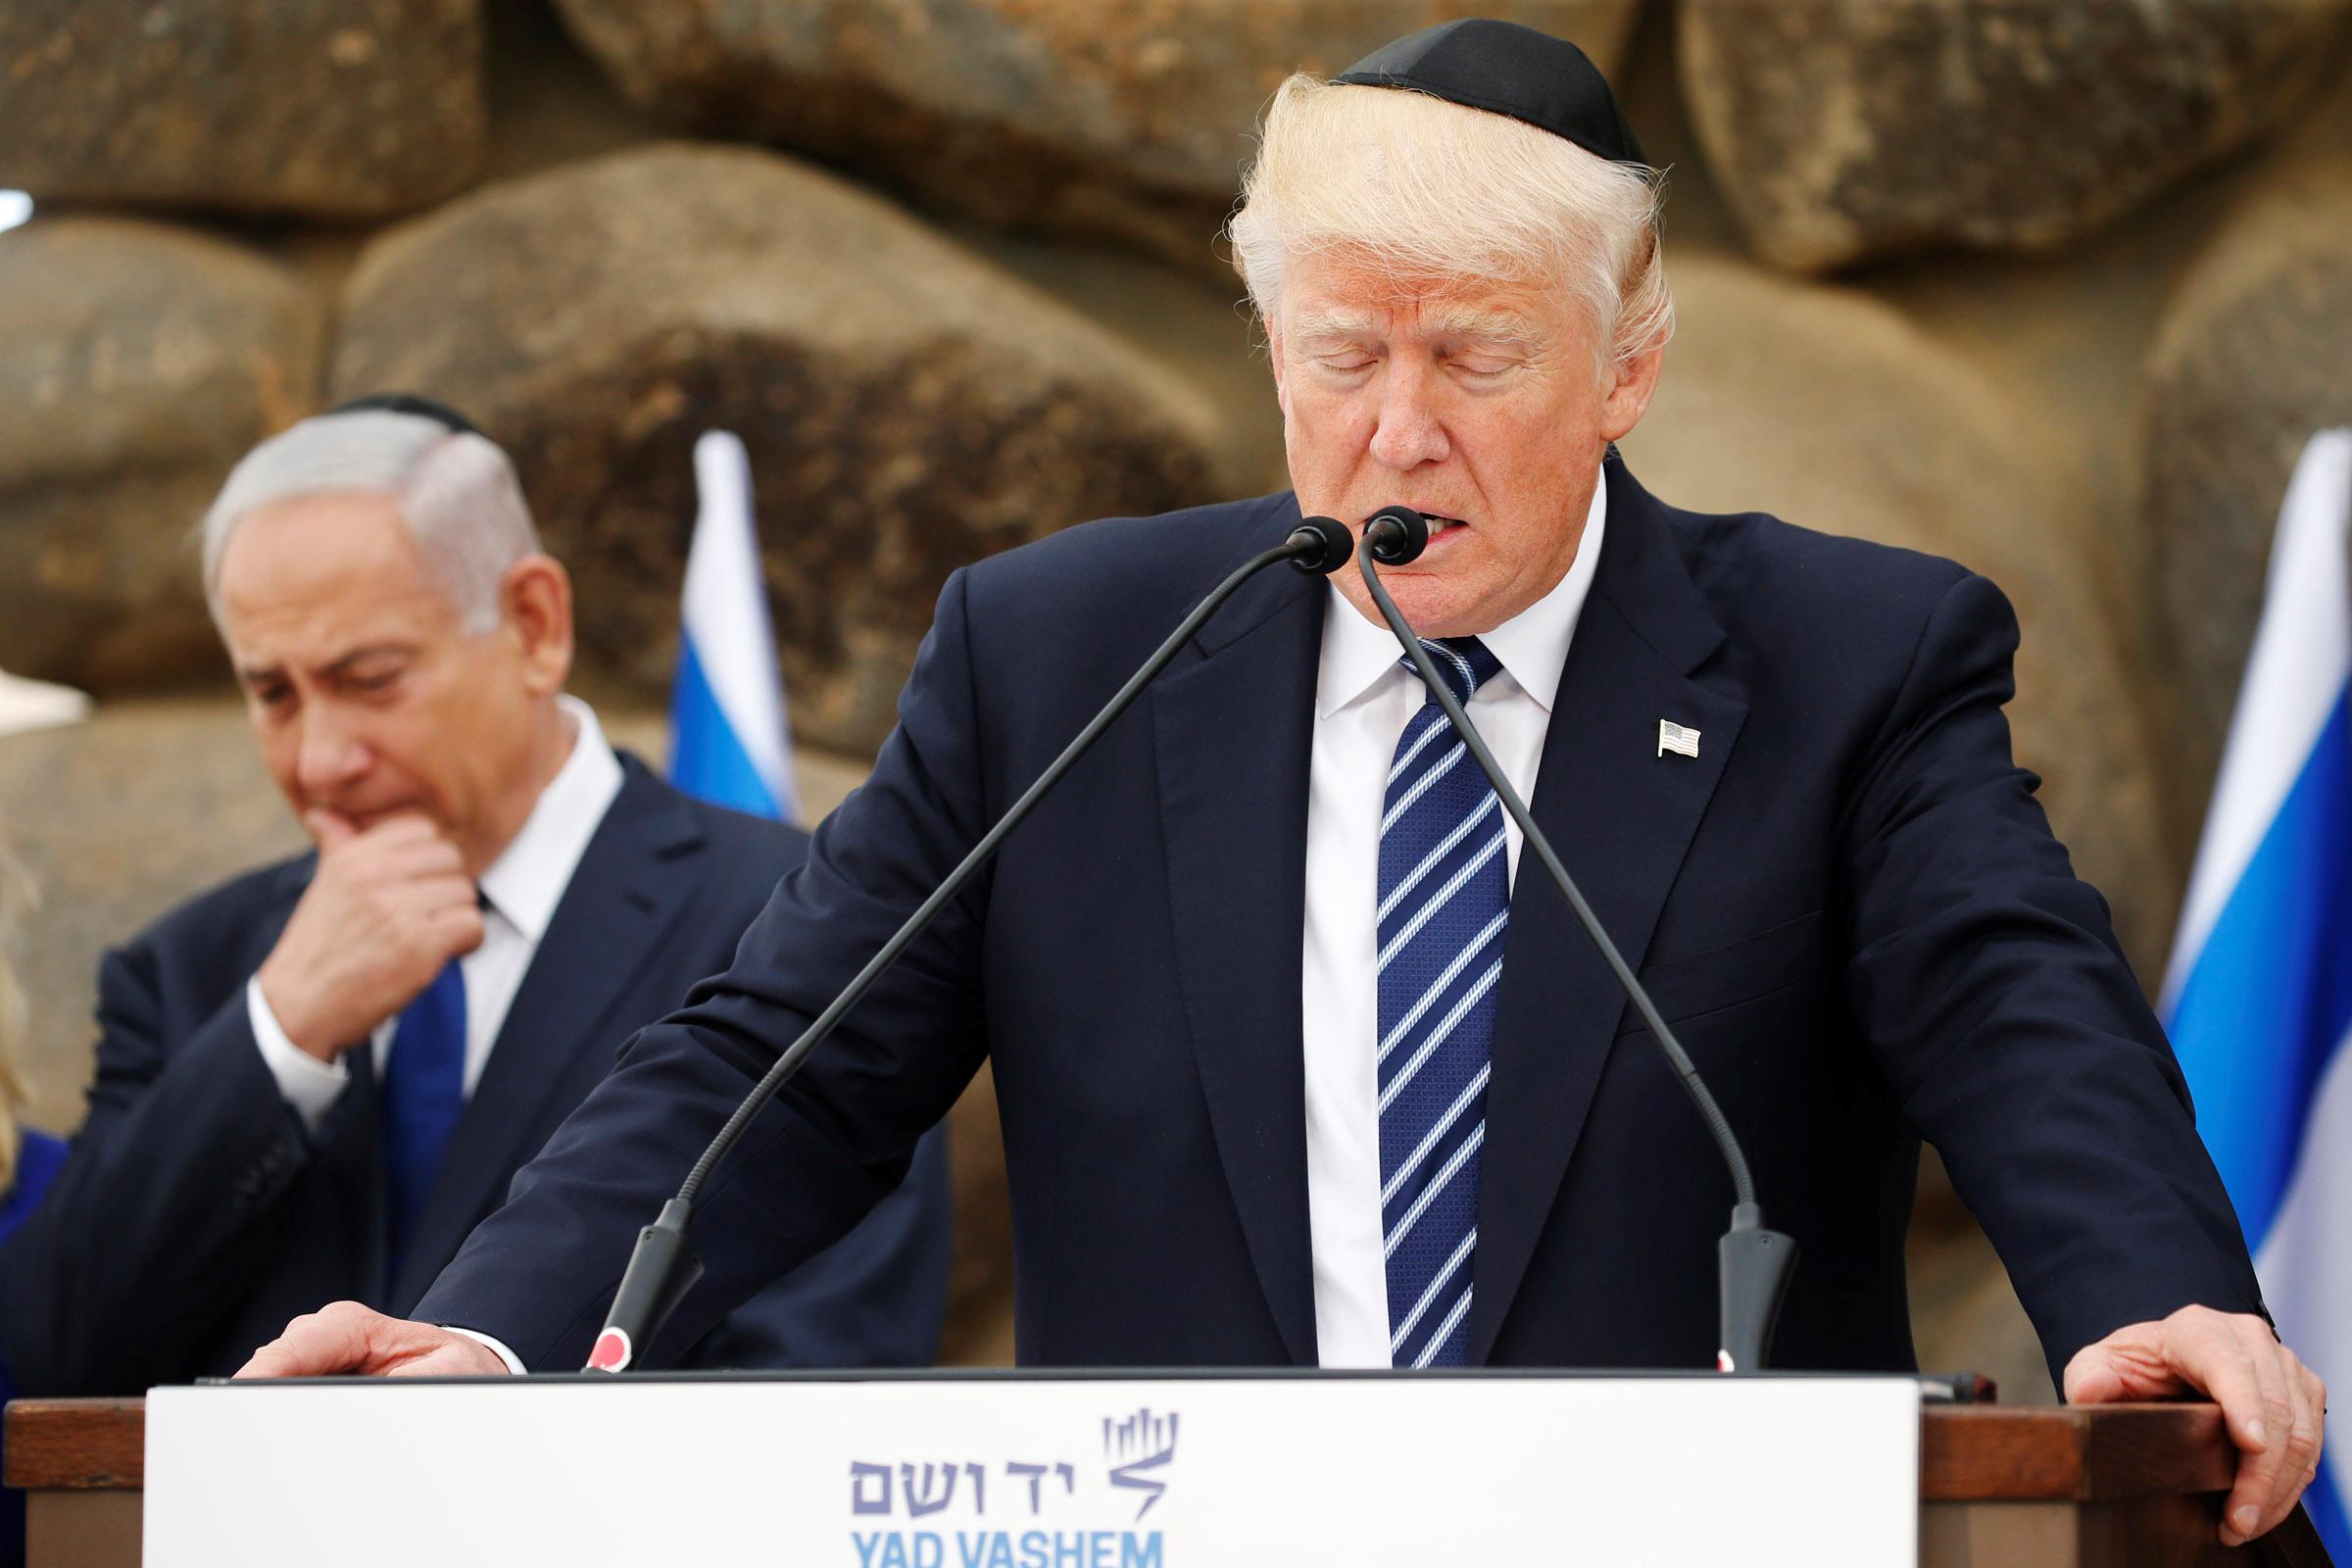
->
[1401,511,1469,556]
[1348,508,1470,569]
[325,801,418,831]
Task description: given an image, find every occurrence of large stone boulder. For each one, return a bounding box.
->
[1618,252,2179,979]
[1679,0,2352,272]
[0,0,485,220]
[330,143,1225,756]
[0,219,324,695]
[545,1,1643,265]
[2141,159,2352,830]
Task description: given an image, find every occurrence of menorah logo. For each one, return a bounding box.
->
[1102,1407,1179,1521]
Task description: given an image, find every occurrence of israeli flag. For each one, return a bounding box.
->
[669,430,802,825]
[2163,427,2352,1557]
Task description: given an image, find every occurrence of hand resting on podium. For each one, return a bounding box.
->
[238,1301,507,1381]
[2064,1303,2325,1549]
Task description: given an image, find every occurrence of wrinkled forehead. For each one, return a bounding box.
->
[1280,260,1560,349]
[214,491,461,656]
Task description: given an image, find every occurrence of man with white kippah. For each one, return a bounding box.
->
[239,21,2318,1548]
[0,398,953,1390]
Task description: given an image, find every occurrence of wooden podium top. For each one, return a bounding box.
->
[9,1399,143,1491]
[0,1394,2254,1498]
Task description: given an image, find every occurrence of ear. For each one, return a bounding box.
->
[1597,341,1665,443]
[501,555,574,698]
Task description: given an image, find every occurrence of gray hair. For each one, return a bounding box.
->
[1227,74,1674,379]
[200,409,541,634]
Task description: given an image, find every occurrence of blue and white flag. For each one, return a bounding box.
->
[669,430,802,825]
[2163,426,2352,1557]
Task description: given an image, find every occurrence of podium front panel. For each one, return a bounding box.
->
[145,1374,1921,1566]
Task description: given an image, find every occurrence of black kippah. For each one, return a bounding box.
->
[1334,18,1647,168]
[327,392,485,438]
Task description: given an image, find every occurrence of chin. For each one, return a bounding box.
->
[1349,573,1470,638]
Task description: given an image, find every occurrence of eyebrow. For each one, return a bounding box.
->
[234,643,416,686]
[1289,309,1381,347]
[1289,304,1544,353]
[1422,305,1544,350]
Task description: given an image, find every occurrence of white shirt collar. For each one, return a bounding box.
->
[1315,467,1608,718]
[476,695,625,944]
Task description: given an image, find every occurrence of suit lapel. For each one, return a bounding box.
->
[1152,506,1326,1366]
[1466,461,1750,1364]
[388,759,708,1308]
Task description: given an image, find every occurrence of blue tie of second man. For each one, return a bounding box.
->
[1378,636,1509,1368]
[381,958,466,1283]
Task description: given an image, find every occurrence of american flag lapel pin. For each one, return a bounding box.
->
[1657,719,1700,760]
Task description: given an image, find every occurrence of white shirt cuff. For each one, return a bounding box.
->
[245,975,350,1132]
[445,1327,526,1375]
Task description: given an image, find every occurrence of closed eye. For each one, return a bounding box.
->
[343,669,405,699]
[1444,348,1523,377]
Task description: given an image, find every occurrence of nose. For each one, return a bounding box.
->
[1368,359,1449,471]
[293,706,372,798]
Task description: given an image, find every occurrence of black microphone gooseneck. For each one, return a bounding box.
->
[587,515,1358,1371]
[1356,505,1797,1374]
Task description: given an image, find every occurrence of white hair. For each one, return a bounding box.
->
[200,410,541,634]
[1227,74,1674,378]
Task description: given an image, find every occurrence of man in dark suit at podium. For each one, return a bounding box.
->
[244,24,2324,1549]
[0,401,952,1391]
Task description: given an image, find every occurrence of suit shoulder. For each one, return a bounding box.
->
[689,796,809,872]
[611,753,805,859]
[1662,499,1980,654]
[633,772,808,896]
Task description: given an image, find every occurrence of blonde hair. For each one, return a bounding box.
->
[1228,75,1675,379]
[0,845,33,1194]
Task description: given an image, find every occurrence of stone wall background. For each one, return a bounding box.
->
[4,0,2350,1388]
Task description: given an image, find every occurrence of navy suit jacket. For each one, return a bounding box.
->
[0,755,951,1393]
[416,461,2264,1378]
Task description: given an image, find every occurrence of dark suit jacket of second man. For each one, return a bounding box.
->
[0,755,953,1392]
[411,459,2261,1378]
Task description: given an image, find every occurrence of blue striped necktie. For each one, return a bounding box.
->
[1378,636,1508,1368]
[380,960,466,1281]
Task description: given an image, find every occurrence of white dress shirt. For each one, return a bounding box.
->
[248,696,626,1131]
[1301,474,1607,1367]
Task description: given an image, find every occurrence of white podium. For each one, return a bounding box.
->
[140,1372,1921,1567]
